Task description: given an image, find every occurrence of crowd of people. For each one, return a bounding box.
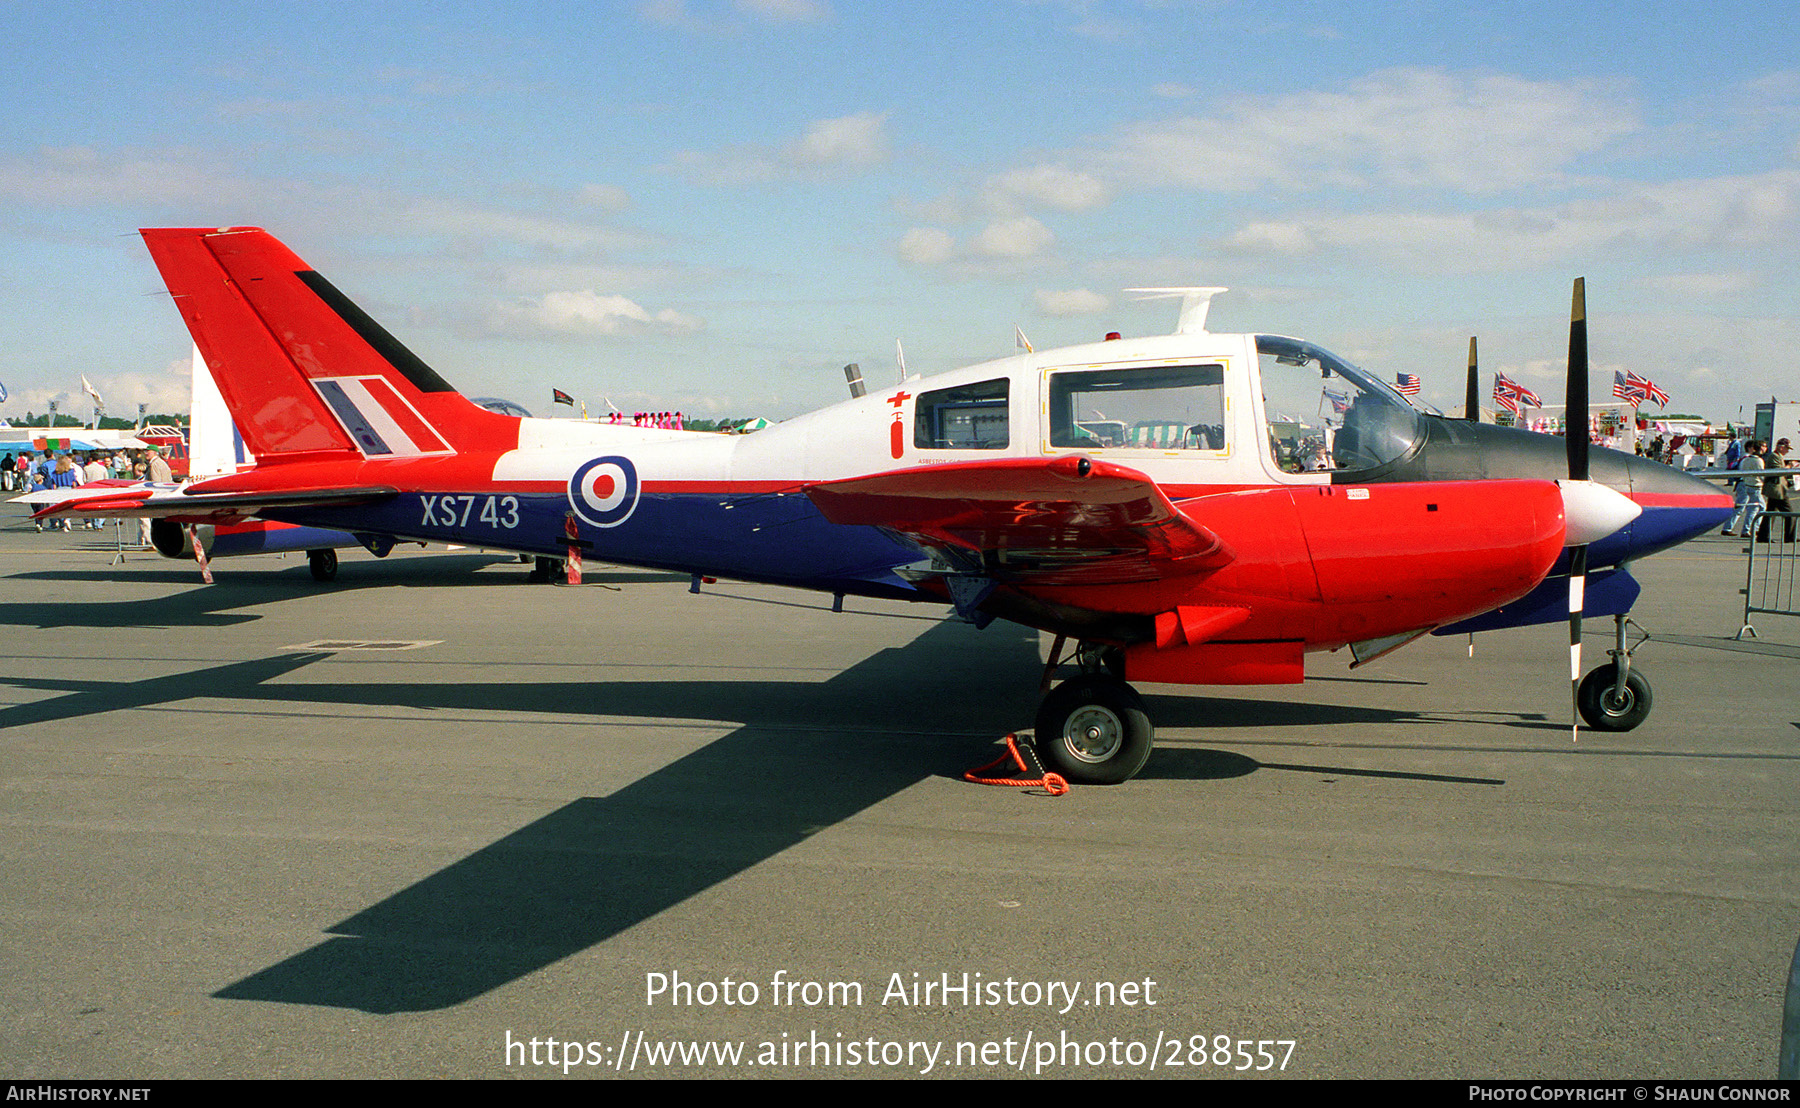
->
[1725,437,1797,543]
[1,445,174,534]
[606,411,686,429]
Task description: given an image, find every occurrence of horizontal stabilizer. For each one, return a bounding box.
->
[20,482,397,522]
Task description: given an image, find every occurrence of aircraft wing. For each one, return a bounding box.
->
[13,481,397,522]
[805,455,1232,583]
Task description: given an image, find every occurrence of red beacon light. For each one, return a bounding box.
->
[1104,331,1121,341]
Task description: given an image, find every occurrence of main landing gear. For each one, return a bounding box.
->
[1576,614,1653,732]
[528,555,563,584]
[1034,640,1153,785]
[307,548,338,582]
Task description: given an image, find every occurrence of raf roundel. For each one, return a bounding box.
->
[568,455,641,529]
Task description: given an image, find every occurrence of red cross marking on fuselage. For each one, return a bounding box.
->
[888,391,911,408]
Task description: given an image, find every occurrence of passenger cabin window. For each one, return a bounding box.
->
[914,378,1009,450]
[1047,364,1226,451]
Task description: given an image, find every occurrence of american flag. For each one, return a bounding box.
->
[1324,389,1352,414]
[1395,373,1421,396]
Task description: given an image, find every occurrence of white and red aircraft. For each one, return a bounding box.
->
[30,227,1732,783]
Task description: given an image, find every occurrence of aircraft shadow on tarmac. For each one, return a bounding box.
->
[0,557,694,630]
[0,616,1534,1015]
[178,618,1031,1014]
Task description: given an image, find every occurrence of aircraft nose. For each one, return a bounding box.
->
[1558,478,1642,546]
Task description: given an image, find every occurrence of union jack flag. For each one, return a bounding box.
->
[1494,373,1542,411]
[1394,373,1421,396]
[1623,370,1669,407]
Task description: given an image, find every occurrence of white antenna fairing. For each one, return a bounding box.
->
[1126,287,1229,336]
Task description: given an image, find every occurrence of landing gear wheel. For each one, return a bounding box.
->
[307,549,338,582]
[529,556,561,583]
[1034,674,1154,785]
[1577,663,1652,731]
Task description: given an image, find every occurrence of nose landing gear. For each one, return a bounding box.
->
[1576,614,1652,732]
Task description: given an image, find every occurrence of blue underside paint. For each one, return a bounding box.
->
[209,524,362,558]
[1549,501,1734,574]
[259,492,1725,627]
[1433,567,1641,635]
[265,490,927,601]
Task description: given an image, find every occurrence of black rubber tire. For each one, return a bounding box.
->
[308,549,338,582]
[1577,663,1652,732]
[530,556,560,583]
[1033,674,1154,785]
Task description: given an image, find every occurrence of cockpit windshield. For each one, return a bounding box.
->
[1256,335,1424,477]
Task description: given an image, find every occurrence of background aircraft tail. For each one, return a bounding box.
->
[139,227,517,463]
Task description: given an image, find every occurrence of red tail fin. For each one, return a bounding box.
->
[139,227,517,462]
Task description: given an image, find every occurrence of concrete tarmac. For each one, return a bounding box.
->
[2,504,1796,1079]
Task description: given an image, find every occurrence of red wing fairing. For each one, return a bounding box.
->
[806,455,1233,585]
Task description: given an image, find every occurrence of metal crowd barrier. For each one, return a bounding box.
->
[1737,512,1799,640]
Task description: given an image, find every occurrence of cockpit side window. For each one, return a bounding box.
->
[1256,336,1423,476]
[914,378,1009,449]
[1047,364,1226,451]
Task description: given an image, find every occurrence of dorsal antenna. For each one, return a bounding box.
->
[1126,287,1229,335]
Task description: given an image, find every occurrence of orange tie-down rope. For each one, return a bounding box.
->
[963,734,1069,796]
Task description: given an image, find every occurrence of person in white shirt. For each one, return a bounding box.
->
[1726,440,1766,537]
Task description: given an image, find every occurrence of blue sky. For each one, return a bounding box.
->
[2,0,1797,424]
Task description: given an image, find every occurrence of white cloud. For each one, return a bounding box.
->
[897,218,1055,268]
[1090,68,1639,194]
[489,290,703,338]
[1034,288,1110,316]
[577,184,632,212]
[673,112,889,183]
[897,227,956,266]
[639,0,831,29]
[736,0,830,21]
[983,165,1110,213]
[1635,272,1762,298]
[0,146,251,206]
[7,359,192,420]
[791,112,889,168]
[403,198,654,254]
[1221,170,1800,272]
[972,216,1054,259]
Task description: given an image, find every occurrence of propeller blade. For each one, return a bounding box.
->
[1465,336,1480,421]
[1569,543,1586,742]
[1567,278,1589,483]
[1565,276,1590,741]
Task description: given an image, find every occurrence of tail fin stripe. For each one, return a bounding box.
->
[313,377,454,458]
[294,270,456,393]
[360,377,451,453]
[314,379,396,456]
